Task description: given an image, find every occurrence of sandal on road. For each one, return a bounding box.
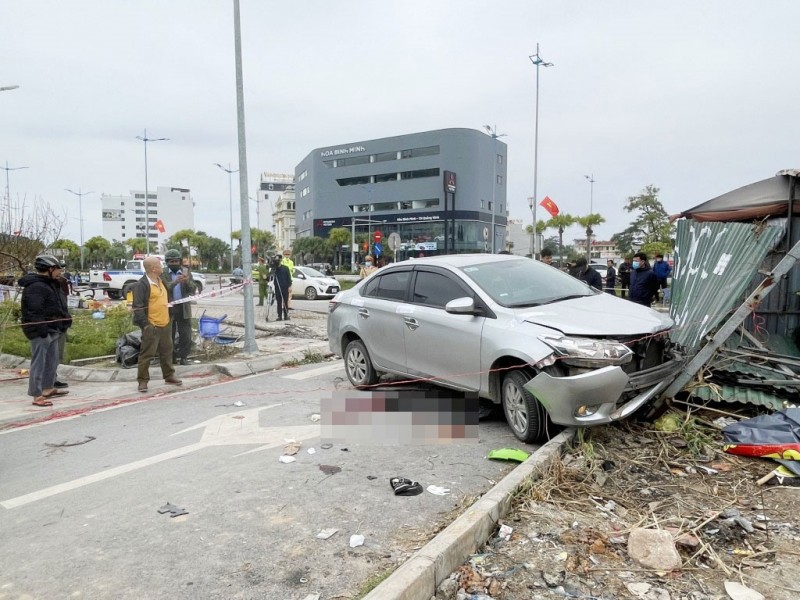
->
[43,389,69,398]
[32,397,54,407]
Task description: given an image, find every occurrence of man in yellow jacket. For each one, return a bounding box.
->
[281,248,295,309]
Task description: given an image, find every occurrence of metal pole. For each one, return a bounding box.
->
[216,163,239,269]
[529,44,553,260]
[233,0,257,354]
[3,161,29,234]
[65,188,94,271]
[351,217,356,273]
[136,130,168,254]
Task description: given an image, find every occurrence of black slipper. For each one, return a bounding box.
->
[390,477,423,496]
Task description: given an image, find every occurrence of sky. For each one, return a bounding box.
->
[3,0,799,248]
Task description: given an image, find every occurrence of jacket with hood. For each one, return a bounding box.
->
[19,273,73,340]
[630,263,659,306]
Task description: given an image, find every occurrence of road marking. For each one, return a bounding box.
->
[282,362,343,380]
[1,404,319,509]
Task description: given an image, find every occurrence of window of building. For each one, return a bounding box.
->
[412,271,469,308]
[301,187,310,197]
[298,170,308,180]
[373,151,398,163]
[488,201,494,211]
[400,168,440,180]
[135,201,145,207]
[374,172,398,183]
[401,145,440,159]
[336,176,371,186]
[147,194,156,199]
[496,175,503,185]
[497,154,503,165]
[135,194,144,199]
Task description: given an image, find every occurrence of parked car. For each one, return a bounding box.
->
[328,254,682,443]
[293,266,340,300]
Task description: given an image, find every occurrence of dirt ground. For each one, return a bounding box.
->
[439,406,800,600]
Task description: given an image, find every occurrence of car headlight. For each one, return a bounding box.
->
[538,335,632,367]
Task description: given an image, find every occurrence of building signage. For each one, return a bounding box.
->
[443,171,457,194]
[396,214,442,223]
[320,145,366,158]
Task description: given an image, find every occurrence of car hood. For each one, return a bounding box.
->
[513,293,672,336]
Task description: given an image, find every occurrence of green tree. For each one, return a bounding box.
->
[327,227,351,270]
[84,236,112,267]
[576,213,606,259]
[232,228,276,261]
[126,237,149,255]
[292,236,330,265]
[546,214,577,268]
[194,233,229,271]
[621,185,673,249]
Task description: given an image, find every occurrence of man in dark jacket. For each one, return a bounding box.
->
[132,256,182,393]
[161,249,197,366]
[618,258,631,298]
[270,254,292,321]
[652,253,672,301]
[629,252,659,307]
[605,260,617,295]
[20,255,73,407]
[574,257,603,291]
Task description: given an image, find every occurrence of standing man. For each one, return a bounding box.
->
[281,248,295,310]
[20,255,73,407]
[132,256,183,393]
[605,260,617,295]
[54,262,72,387]
[271,254,292,321]
[162,249,197,366]
[652,253,672,302]
[629,252,660,307]
[618,257,631,299]
[255,257,268,306]
[574,257,603,291]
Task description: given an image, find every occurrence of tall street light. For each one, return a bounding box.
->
[64,188,94,272]
[483,125,507,253]
[529,43,553,259]
[2,161,29,233]
[584,174,595,214]
[215,162,239,270]
[0,85,20,92]
[135,129,169,253]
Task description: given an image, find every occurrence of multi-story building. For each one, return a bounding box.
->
[272,186,296,253]
[101,186,194,250]
[255,172,294,234]
[572,238,619,260]
[294,128,507,263]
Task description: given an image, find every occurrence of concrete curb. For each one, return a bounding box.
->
[362,428,577,600]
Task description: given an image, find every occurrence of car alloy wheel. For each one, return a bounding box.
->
[305,287,318,300]
[344,339,378,388]
[502,370,553,444]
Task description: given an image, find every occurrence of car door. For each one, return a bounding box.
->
[358,268,412,373]
[403,268,484,391]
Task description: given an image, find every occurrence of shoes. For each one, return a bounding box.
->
[284,315,290,321]
[390,477,423,496]
[178,358,188,366]
[164,376,183,386]
[54,380,69,389]
[276,317,283,321]
[138,383,148,393]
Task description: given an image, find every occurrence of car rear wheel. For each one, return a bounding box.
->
[305,286,318,300]
[344,339,378,388]
[502,370,555,444]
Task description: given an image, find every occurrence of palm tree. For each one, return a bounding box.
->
[576,213,606,260]
[546,214,576,267]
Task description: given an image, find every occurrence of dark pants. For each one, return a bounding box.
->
[137,323,175,384]
[171,313,192,360]
[275,285,289,319]
[28,332,59,397]
[620,280,629,298]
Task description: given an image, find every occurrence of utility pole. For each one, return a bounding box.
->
[529,44,553,259]
[215,162,239,269]
[2,161,29,234]
[64,188,94,272]
[135,130,168,253]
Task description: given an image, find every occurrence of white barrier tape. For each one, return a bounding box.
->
[167,281,248,307]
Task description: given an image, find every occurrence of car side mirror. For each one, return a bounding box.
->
[445,296,477,315]
[296,272,305,279]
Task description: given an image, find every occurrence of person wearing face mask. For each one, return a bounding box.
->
[629,251,659,307]
[360,255,378,280]
[652,253,672,302]
[161,249,197,366]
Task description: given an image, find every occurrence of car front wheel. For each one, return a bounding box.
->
[502,370,557,444]
[305,286,318,300]
[344,339,378,388]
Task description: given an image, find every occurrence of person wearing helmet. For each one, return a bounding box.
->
[19,255,73,407]
[161,249,197,366]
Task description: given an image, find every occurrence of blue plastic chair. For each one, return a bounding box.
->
[198,311,240,346]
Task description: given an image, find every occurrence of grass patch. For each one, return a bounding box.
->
[356,568,393,598]
[338,279,358,291]
[283,348,326,367]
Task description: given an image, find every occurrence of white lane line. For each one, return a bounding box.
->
[281,362,343,380]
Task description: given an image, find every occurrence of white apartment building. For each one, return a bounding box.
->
[255,172,294,250]
[101,186,194,250]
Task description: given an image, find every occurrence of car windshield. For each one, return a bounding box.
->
[459,258,597,307]
[298,267,325,278]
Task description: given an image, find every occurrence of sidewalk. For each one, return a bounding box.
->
[0,301,330,431]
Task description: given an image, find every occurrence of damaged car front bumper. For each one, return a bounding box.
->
[524,358,684,427]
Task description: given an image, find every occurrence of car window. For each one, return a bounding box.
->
[299,267,325,278]
[411,271,470,308]
[363,270,410,301]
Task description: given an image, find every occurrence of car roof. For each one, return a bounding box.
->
[394,254,524,268]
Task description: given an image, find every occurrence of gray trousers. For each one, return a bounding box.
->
[28,332,60,397]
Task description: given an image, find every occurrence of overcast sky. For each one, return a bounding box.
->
[3,1,799,248]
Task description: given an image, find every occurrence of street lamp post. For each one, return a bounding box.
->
[584,174,595,214]
[2,161,29,234]
[135,129,169,253]
[484,125,507,254]
[215,162,239,270]
[529,44,553,260]
[584,174,595,260]
[64,188,94,272]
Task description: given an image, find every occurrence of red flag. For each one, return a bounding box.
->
[539,196,560,217]
[154,219,166,233]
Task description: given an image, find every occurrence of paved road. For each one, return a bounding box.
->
[0,360,524,599]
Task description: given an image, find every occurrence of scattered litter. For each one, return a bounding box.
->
[301,594,320,600]
[427,485,450,496]
[319,464,341,475]
[696,465,719,475]
[157,502,189,518]
[367,475,377,480]
[713,416,738,429]
[19,369,29,376]
[309,414,320,422]
[45,435,96,448]
[278,455,296,464]
[390,477,423,496]
[487,448,530,463]
[316,528,338,540]
[283,441,302,455]
[498,524,513,540]
[349,534,365,547]
[341,447,349,452]
[233,400,245,407]
[724,581,765,600]
[320,443,333,450]
[307,447,316,454]
[193,360,201,364]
